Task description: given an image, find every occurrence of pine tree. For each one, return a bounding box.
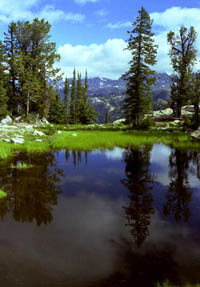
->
[48,91,65,124]
[191,73,200,129]
[69,69,76,124]
[4,18,61,117]
[80,70,97,124]
[0,41,7,119]
[64,77,70,124]
[4,22,19,114]
[76,72,84,123]
[167,26,197,118]
[105,108,110,124]
[122,7,158,128]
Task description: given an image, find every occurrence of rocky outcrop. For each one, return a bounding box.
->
[1,115,12,124]
[191,129,200,140]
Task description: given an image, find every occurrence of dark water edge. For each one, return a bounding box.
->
[0,144,200,286]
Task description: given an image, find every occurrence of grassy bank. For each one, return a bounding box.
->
[156,280,200,287]
[0,125,199,160]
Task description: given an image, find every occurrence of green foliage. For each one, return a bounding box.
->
[4,18,61,117]
[0,41,8,118]
[137,116,154,130]
[64,77,70,124]
[48,92,65,124]
[105,108,110,124]
[0,189,7,199]
[168,26,197,117]
[69,69,97,125]
[123,7,157,128]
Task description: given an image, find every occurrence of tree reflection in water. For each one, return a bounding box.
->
[163,149,192,222]
[121,145,155,247]
[0,152,63,225]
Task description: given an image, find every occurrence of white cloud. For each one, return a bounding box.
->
[96,9,108,17]
[106,21,132,29]
[0,0,85,24]
[151,7,200,30]
[74,0,99,4]
[57,38,131,79]
[38,5,85,24]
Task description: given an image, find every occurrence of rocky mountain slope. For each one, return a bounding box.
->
[58,73,172,123]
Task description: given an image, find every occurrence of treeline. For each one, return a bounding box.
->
[49,70,97,124]
[123,7,200,129]
[0,18,96,124]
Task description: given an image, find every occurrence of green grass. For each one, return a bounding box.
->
[0,126,200,160]
[10,162,33,169]
[156,281,200,287]
[0,189,7,199]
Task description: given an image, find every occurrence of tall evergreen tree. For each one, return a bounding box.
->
[64,77,70,124]
[190,73,200,129]
[122,7,158,128]
[69,68,76,124]
[48,91,65,124]
[4,22,19,114]
[0,41,7,118]
[4,18,61,117]
[76,72,84,123]
[168,26,197,117]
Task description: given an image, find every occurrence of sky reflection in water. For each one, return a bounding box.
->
[0,144,200,286]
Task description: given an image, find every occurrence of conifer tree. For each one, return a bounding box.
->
[48,91,65,124]
[4,18,61,117]
[105,108,110,124]
[191,73,200,129]
[168,26,197,117]
[80,70,97,124]
[0,41,7,118]
[122,7,158,128]
[4,22,19,114]
[76,72,84,123]
[69,69,76,124]
[64,77,70,124]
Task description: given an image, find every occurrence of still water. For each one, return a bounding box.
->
[0,144,200,286]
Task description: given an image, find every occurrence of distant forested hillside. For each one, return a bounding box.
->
[56,73,172,123]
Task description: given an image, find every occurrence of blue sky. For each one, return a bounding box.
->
[0,0,200,78]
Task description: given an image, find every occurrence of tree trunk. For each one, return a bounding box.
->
[26,93,30,117]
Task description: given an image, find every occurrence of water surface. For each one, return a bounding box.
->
[0,144,200,286]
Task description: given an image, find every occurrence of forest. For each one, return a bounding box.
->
[0,7,200,130]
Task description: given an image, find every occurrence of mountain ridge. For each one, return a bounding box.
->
[57,73,172,123]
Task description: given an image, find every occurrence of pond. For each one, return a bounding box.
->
[0,144,200,286]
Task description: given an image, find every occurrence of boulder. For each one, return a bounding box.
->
[15,116,22,122]
[71,133,77,137]
[1,115,12,124]
[57,131,62,134]
[35,139,43,142]
[33,130,45,137]
[11,138,24,144]
[41,117,49,125]
[153,108,173,120]
[113,119,126,125]
[191,130,200,140]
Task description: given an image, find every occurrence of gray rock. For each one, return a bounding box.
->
[71,133,77,137]
[191,130,200,140]
[33,130,45,136]
[41,117,49,124]
[3,139,11,143]
[35,139,43,142]
[57,131,62,134]
[1,115,12,124]
[113,118,126,125]
[15,116,22,122]
[11,138,24,144]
